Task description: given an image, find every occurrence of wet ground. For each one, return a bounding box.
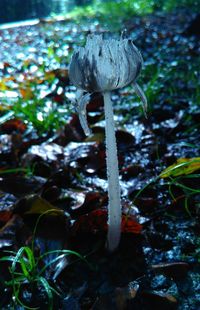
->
[0,8,200,310]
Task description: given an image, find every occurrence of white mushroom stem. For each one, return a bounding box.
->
[103,91,121,252]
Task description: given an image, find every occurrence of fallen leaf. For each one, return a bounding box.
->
[15,194,62,215]
[72,209,142,234]
[151,262,190,279]
[160,157,200,178]
[19,87,34,100]
[0,118,26,133]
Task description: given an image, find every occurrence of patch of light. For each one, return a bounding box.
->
[30,65,38,73]
[0,19,39,30]
[28,47,37,53]
[37,112,43,121]
[65,92,76,101]
[125,122,144,144]
[0,91,18,98]
[57,87,63,95]
[16,53,25,60]
[86,176,107,191]
[43,101,52,113]
[133,3,140,10]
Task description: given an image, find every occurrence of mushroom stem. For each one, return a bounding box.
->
[103,91,121,252]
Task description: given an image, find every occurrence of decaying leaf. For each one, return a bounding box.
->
[16,194,63,215]
[160,157,200,178]
[151,262,189,279]
[72,209,142,234]
[19,87,35,100]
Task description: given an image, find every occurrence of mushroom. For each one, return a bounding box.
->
[69,34,147,252]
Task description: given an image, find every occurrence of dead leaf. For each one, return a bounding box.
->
[160,157,200,178]
[19,87,35,100]
[151,262,189,279]
[0,118,26,133]
[72,209,142,234]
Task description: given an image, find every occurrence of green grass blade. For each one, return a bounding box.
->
[0,256,16,262]
[38,276,53,310]
[38,249,92,274]
[31,209,63,252]
[11,247,26,272]
[23,246,36,271]
[19,258,30,279]
[172,181,200,193]
[5,274,27,286]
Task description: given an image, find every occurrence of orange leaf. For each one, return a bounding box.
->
[19,87,34,100]
[72,209,142,234]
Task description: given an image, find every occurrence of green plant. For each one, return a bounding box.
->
[0,164,36,177]
[159,159,200,216]
[67,0,200,31]
[12,96,68,135]
[68,0,155,30]
[0,209,91,310]
[167,174,200,216]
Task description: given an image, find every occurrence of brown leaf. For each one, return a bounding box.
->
[72,209,142,235]
[19,87,34,100]
[0,118,26,133]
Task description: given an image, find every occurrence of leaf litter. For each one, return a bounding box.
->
[0,7,200,310]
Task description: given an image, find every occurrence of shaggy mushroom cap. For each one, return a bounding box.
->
[69,34,147,136]
[69,34,143,92]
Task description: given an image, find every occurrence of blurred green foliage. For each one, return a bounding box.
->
[68,0,200,25]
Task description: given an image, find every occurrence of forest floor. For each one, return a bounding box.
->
[0,7,200,310]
